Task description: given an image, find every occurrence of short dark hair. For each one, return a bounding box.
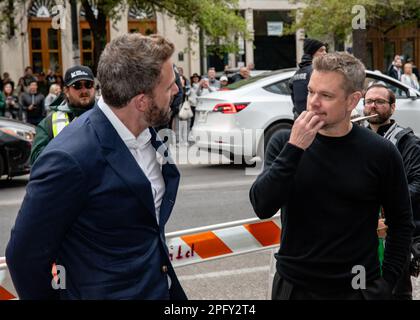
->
[364,83,396,105]
[98,33,175,108]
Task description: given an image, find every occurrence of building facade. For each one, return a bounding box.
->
[2,0,417,85]
[0,0,306,83]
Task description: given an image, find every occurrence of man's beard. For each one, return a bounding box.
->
[68,94,96,109]
[363,109,392,125]
[145,100,172,127]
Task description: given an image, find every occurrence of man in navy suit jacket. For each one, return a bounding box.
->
[6,34,187,300]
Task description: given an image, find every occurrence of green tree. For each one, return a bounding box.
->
[0,0,248,74]
[287,0,420,65]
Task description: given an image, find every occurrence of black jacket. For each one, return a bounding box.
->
[20,91,45,124]
[289,54,313,116]
[377,121,420,236]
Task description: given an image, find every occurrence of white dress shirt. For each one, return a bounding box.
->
[98,97,165,224]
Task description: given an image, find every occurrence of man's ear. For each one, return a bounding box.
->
[391,102,396,114]
[63,86,70,98]
[134,94,149,112]
[347,91,362,112]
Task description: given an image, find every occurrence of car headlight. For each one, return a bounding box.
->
[0,127,35,142]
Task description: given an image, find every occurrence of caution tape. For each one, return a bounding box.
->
[0,214,281,299]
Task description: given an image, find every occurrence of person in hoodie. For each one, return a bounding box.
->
[30,65,96,164]
[289,38,327,119]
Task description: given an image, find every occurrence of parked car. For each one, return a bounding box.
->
[190,69,420,163]
[0,117,35,179]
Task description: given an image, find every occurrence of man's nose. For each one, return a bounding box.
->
[308,93,321,109]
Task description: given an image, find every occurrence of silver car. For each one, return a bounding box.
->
[191,69,420,163]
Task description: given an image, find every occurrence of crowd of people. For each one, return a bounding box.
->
[0,67,65,124]
[166,64,253,146]
[3,33,420,301]
[387,54,419,90]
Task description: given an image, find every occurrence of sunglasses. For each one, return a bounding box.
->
[71,81,94,90]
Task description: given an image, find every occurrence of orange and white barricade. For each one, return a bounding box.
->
[0,214,281,300]
[0,257,17,300]
[167,214,281,267]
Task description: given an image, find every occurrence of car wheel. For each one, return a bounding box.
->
[258,122,292,161]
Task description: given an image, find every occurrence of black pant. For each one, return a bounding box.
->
[392,257,413,300]
[271,272,393,300]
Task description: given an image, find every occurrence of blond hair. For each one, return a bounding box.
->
[313,52,365,95]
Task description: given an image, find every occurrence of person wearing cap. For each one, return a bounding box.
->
[220,75,229,88]
[29,65,96,164]
[289,38,327,119]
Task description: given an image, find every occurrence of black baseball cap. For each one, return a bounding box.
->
[64,65,94,86]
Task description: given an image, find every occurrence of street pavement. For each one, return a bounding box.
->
[0,145,419,299]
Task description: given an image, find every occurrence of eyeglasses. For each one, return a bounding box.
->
[71,81,94,90]
[363,99,390,107]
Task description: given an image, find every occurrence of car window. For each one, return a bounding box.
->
[364,76,409,98]
[263,80,292,95]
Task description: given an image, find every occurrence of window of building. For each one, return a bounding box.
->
[128,5,157,35]
[28,0,62,75]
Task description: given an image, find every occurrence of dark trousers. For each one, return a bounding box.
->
[272,272,393,300]
[392,258,413,300]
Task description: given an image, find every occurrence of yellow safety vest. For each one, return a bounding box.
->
[51,111,70,138]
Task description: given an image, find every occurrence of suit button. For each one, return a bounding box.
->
[162,265,168,273]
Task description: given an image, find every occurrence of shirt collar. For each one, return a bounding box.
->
[97,96,151,149]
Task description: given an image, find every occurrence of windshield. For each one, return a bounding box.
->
[225,68,296,90]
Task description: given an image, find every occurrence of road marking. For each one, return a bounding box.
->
[179,180,254,191]
[177,266,270,281]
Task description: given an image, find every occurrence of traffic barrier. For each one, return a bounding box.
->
[167,214,281,267]
[0,214,281,299]
[0,257,17,300]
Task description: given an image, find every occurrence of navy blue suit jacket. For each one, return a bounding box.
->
[6,105,187,300]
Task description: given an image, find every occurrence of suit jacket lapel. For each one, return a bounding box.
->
[89,106,157,222]
[149,128,180,227]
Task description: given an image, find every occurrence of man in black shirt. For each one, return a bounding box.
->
[250,52,414,300]
[289,38,327,118]
[363,83,420,299]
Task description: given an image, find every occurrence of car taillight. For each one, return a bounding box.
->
[213,103,249,114]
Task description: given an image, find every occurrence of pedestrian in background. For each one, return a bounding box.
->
[401,62,419,90]
[6,33,187,300]
[44,83,62,112]
[17,66,37,95]
[289,38,327,119]
[189,72,201,129]
[30,65,96,164]
[20,79,45,125]
[3,82,21,120]
[250,52,414,300]
[363,83,420,299]
[387,55,403,81]
[231,66,250,83]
